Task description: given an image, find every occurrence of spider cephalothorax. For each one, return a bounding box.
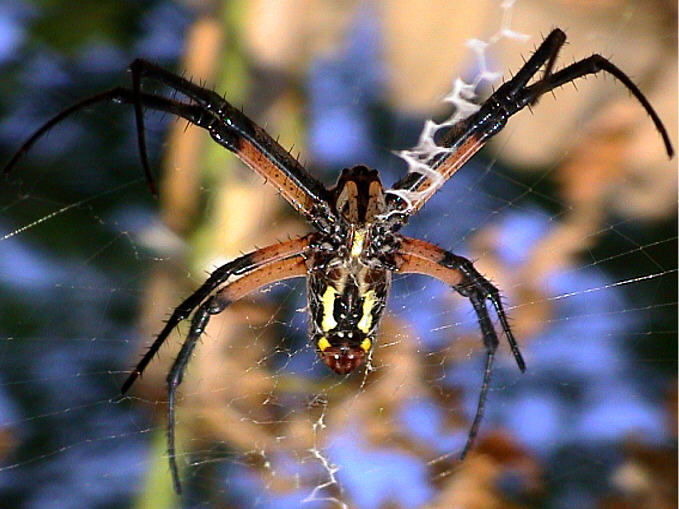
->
[4,29,672,494]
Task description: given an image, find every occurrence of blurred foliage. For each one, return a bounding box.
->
[28,0,150,51]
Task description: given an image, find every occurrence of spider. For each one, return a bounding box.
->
[4,29,672,494]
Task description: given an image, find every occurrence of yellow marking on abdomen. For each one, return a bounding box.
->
[321,285,338,331]
[357,290,377,333]
[360,337,372,352]
[351,229,366,257]
[318,337,331,351]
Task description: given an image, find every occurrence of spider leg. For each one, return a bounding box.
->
[524,30,566,105]
[3,88,129,179]
[130,61,155,195]
[2,87,211,187]
[165,254,308,493]
[166,254,307,493]
[128,59,229,113]
[120,234,311,395]
[127,58,328,217]
[463,292,497,459]
[387,28,672,217]
[167,301,209,495]
[4,60,330,222]
[506,28,566,100]
[396,236,525,456]
[520,55,673,156]
[127,59,229,196]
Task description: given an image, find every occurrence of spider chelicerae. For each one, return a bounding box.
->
[4,29,672,493]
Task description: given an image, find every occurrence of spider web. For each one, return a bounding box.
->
[0,1,676,508]
[384,0,529,213]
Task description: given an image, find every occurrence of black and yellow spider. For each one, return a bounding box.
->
[4,29,672,493]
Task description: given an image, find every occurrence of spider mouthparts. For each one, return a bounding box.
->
[320,344,366,375]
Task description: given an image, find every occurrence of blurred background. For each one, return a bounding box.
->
[0,1,676,507]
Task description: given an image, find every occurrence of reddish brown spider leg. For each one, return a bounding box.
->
[119,235,313,395]
[394,132,486,214]
[166,254,308,494]
[388,29,672,217]
[396,236,525,458]
[3,66,330,220]
[127,59,328,216]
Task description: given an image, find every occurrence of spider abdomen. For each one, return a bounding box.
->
[307,258,391,374]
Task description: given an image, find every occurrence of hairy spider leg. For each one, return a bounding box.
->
[120,235,312,395]
[520,54,673,156]
[129,60,156,195]
[396,236,525,457]
[2,87,210,181]
[166,254,308,493]
[388,28,673,216]
[3,61,330,222]
[504,28,566,103]
[529,30,565,97]
[2,88,126,177]
[128,59,328,217]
